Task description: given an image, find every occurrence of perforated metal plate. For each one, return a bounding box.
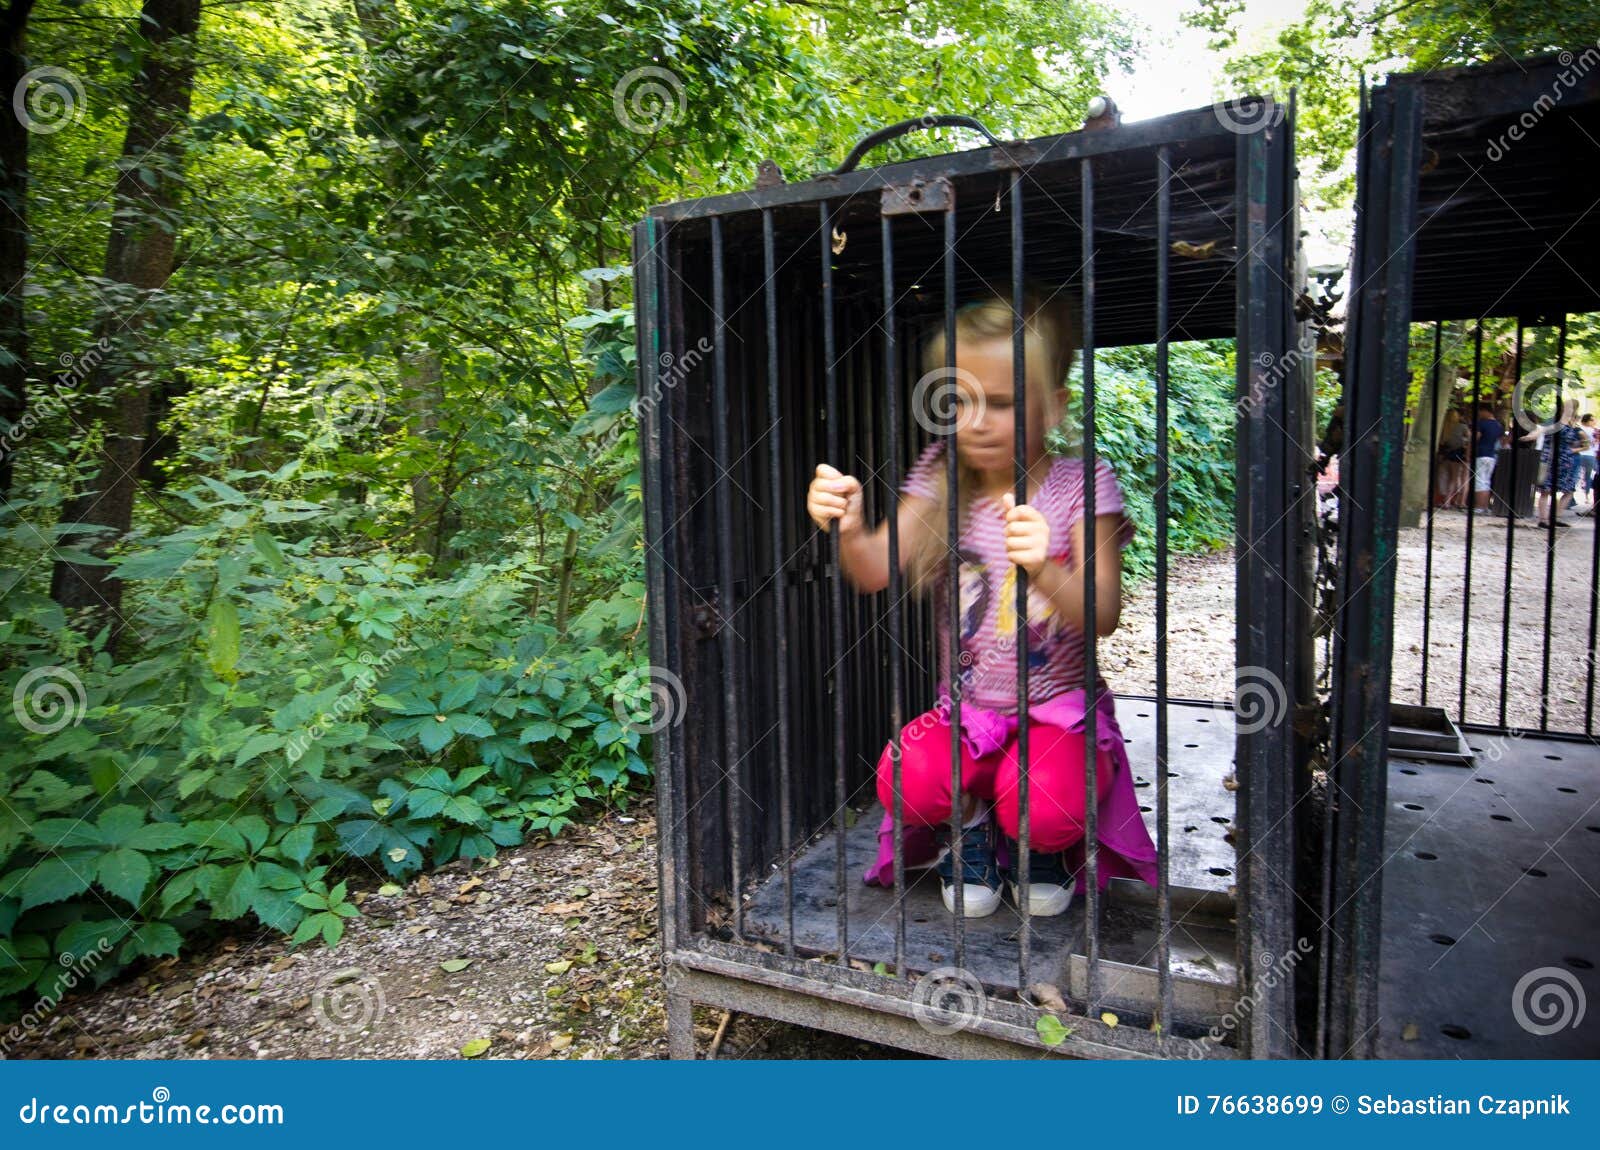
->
[1377,737,1600,1057]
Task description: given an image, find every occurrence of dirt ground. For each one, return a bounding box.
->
[8,515,1581,1061]
[2,809,901,1061]
[1389,508,1599,732]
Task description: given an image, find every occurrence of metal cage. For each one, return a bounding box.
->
[1326,53,1600,1059]
[634,101,1314,1058]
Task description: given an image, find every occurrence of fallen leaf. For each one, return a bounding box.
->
[460,1037,491,1059]
[458,877,483,894]
[539,901,587,915]
[1401,1023,1420,1041]
[545,959,573,975]
[1100,1011,1119,1028]
[1035,1014,1071,1047]
[378,883,403,897]
[440,958,473,973]
[550,1033,574,1051]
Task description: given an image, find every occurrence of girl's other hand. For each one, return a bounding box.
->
[808,463,864,534]
[1000,491,1050,577]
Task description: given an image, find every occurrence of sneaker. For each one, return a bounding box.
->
[936,816,1003,918]
[1004,837,1076,917]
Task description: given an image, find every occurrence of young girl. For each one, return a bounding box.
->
[805,286,1157,919]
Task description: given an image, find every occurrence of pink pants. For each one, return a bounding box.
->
[874,706,1114,853]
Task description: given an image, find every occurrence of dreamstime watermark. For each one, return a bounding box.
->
[611,664,688,736]
[1239,330,1318,418]
[309,966,386,1037]
[0,338,111,467]
[1486,43,1600,161]
[0,936,115,1055]
[1511,965,1586,1036]
[613,66,684,134]
[281,639,416,767]
[1208,664,1289,735]
[1186,936,1313,1055]
[911,965,987,1035]
[12,665,88,736]
[311,376,387,438]
[911,365,984,437]
[1510,366,1582,434]
[1213,96,1283,136]
[13,66,85,135]
[630,336,713,422]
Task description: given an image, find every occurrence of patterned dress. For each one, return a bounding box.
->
[1538,424,1582,493]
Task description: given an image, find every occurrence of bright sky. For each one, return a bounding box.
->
[1106,0,1343,265]
[1106,0,1315,123]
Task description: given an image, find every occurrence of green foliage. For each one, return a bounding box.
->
[1055,342,1241,580]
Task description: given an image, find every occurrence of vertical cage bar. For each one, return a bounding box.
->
[1588,334,1600,732]
[1499,320,1524,729]
[1539,317,1568,732]
[1420,321,1441,705]
[1080,156,1102,1011]
[710,216,743,940]
[944,201,969,952]
[820,202,849,966]
[762,209,795,956]
[1458,320,1482,723]
[1154,144,1173,1037]
[1010,169,1033,992]
[882,211,908,978]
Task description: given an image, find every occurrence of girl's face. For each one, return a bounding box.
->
[951,338,1065,472]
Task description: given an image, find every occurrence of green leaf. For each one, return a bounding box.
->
[460,1037,492,1058]
[418,719,454,754]
[19,858,93,911]
[234,732,285,768]
[123,922,182,960]
[208,862,258,920]
[206,595,242,677]
[96,848,152,905]
[1035,1014,1071,1047]
[279,824,316,865]
[440,958,472,973]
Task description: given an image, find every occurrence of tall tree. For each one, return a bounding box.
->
[0,0,36,502]
[49,0,200,646]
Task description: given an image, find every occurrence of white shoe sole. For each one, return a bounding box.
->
[1009,880,1074,917]
[941,882,1002,918]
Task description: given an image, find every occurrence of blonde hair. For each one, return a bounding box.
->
[903,283,1077,595]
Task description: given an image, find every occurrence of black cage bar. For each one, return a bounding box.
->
[637,99,1311,1058]
[1326,53,1600,1059]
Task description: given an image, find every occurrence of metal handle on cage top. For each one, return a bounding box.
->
[827,114,1003,176]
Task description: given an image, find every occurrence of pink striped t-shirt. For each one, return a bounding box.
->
[901,442,1134,711]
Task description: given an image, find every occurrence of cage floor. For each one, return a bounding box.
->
[1377,734,1600,1058]
[743,702,1240,1015]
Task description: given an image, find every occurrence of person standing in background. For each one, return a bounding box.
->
[1471,403,1504,515]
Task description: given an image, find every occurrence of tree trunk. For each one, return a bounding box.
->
[0,0,37,502]
[49,0,201,649]
[1398,321,1465,528]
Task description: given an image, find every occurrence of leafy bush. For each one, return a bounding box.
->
[1055,341,1239,580]
[0,459,654,1012]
